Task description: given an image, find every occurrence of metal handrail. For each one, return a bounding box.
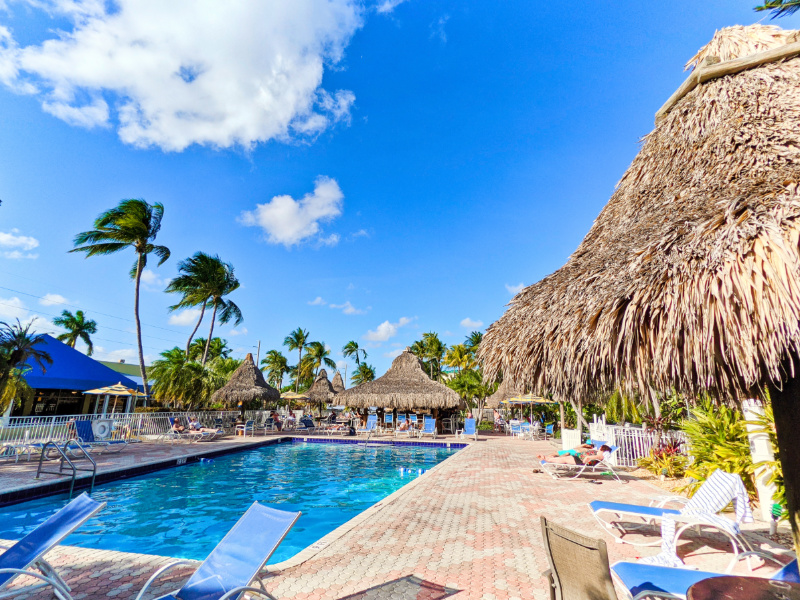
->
[35,440,97,498]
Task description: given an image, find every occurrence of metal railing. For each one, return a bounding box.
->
[588,418,688,467]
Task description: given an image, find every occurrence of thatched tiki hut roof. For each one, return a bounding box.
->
[209,353,279,407]
[307,369,336,404]
[331,371,346,394]
[478,25,800,551]
[486,378,523,409]
[340,349,461,410]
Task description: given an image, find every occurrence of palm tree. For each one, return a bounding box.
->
[351,362,376,385]
[444,344,475,373]
[465,331,483,356]
[71,199,170,397]
[199,258,242,365]
[342,340,367,366]
[755,0,800,17]
[261,350,289,390]
[188,337,230,363]
[0,320,52,412]
[52,310,98,355]
[305,341,337,376]
[284,328,310,392]
[422,332,446,381]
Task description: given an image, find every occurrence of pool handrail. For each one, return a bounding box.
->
[0,492,106,600]
[134,502,300,600]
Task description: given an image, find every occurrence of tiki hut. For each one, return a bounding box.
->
[331,371,346,394]
[209,353,279,410]
[478,25,800,550]
[307,369,336,404]
[340,349,461,410]
[486,378,523,409]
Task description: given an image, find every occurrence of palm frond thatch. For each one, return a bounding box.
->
[478,25,800,401]
[307,368,336,403]
[209,353,279,405]
[331,370,346,394]
[486,378,523,408]
[340,349,462,409]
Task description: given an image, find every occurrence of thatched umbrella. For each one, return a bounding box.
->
[306,369,335,417]
[209,353,279,411]
[478,25,800,551]
[340,349,461,410]
[486,378,523,409]
[331,371,346,394]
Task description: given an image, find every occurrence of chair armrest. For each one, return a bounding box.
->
[541,569,557,600]
[134,560,194,600]
[0,568,71,597]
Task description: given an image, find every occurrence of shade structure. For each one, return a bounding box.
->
[307,369,336,404]
[209,353,279,406]
[486,379,523,408]
[479,25,800,402]
[331,371,346,394]
[281,391,309,400]
[339,349,462,410]
[83,383,144,397]
[503,395,556,405]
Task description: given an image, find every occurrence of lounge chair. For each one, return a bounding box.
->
[540,516,619,600]
[539,445,623,482]
[383,413,394,434]
[611,558,798,600]
[590,469,754,567]
[134,502,300,600]
[73,420,127,453]
[235,420,256,437]
[409,414,418,431]
[456,418,478,441]
[356,415,378,437]
[295,417,316,433]
[418,418,437,439]
[0,493,105,600]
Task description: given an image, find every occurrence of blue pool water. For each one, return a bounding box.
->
[0,441,458,562]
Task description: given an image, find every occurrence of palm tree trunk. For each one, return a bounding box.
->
[186,303,207,357]
[296,348,302,392]
[133,254,150,401]
[202,301,218,366]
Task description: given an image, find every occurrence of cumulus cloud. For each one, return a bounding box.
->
[229,327,248,336]
[140,269,168,290]
[0,296,29,321]
[505,282,524,295]
[460,317,483,328]
[364,316,412,342]
[376,0,409,14]
[383,348,404,359]
[239,176,344,247]
[92,346,139,363]
[0,0,362,151]
[39,293,68,306]
[0,228,39,259]
[330,301,367,315]
[430,14,449,43]
[308,296,327,306]
[168,308,202,326]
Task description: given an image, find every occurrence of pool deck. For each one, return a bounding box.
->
[1,435,795,600]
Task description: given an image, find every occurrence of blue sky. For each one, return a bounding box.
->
[0,1,796,384]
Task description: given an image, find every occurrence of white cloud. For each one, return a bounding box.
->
[229,327,248,336]
[348,228,369,241]
[383,348,403,359]
[430,14,450,43]
[140,269,168,290]
[91,346,139,363]
[0,296,28,321]
[364,316,412,342]
[239,176,344,247]
[505,282,524,295]
[0,0,362,151]
[376,0,409,14]
[0,228,39,258]
[308,296,327,306]
[460,317,483,329]
[39,293,68,307]
[317,233,341,247]
[168,308,202,326]
[330,300,367,315]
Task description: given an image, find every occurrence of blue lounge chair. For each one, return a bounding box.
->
[539,445,623,482]
[543,423,554,440]
[383,413,394,433]
[357,415,377,436]
[74,420,127,453]
[134,502,300,600]
[418,418,437,439]
[612,558,799,600]
[0,493,105,600]
[296,417,316,433]
[456,418,477,441]
[409,414,418,430]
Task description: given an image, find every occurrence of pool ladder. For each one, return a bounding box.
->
[35,440,97,498]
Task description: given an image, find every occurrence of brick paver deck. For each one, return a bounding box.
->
[2,436,793,600]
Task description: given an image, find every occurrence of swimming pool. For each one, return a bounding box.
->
[0,441,459,563]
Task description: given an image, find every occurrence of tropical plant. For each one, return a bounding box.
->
[680,399,757,500]
[284,328,310,392]
[444,344,475,373]
[261,350,289,390]
[637,440,688,478]
[149,346,241,409]
[755,0,800,17]
[197,257,242,365]
[342,340,367,366]
[410,332,447,380]
[0,320,52,414]
[52,310,98,355]
[351,362,376,385]
[188,337,230,363]
[465,331,483,356]
[0,366,34,415]
[304,341,336,376]
[603,388,642,425]
[71,199,170,397]
[447,368,492,415]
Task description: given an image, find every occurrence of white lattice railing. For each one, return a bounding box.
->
[588,417,688,468]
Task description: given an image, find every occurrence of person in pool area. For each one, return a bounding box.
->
[187,417,202,431]
[172,419,185,433]
[397,419,410,432]
[538,444,612,465]
[270,411,283,431]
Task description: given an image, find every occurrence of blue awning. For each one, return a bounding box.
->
[23,335,137,392]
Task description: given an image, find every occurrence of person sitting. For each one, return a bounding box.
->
[397,419,410,432]
[270,411,283,431]
[187,417,202,431]
[172,419,186,433]
[538,444,611,465]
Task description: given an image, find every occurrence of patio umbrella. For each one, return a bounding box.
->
[84,382,145,414]
[502,395,557,422]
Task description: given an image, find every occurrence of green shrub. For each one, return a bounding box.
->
[478,421,494,431]
[637,440,688,478]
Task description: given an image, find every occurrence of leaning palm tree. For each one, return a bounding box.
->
[342,340,367,366]
[200,258,243,366]
[284,328,310,392]
[465,331,483,356]
[71,199,170,397]
[0,320,52,412]
[261,349,289,390]
[350,362,376,386]
[53,310,98,355]
[305,341,337,376]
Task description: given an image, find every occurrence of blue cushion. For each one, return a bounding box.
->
[613,561,717,598]
[775,560,800,583]
[590,500,681,518]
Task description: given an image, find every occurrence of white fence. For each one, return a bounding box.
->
[588,418,688,468]
[0,410,281,445]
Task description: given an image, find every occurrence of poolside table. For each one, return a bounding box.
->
[688,576,800,600]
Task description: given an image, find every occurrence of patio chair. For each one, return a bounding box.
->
[611,558,798,600]
[418,418,437,439]
[357,415,378,436]
[383,413,394,434]
[456,418,478,441]
[539,445,623,482]
[509,421,522,437]
[543,423,554,440]
[540,516,620,600]
[296,417,316,433]
[134,502,300,600]
[590,470,754,567]
[74,420,127,453]
[0,493,106,600]
[235,420,256,437]
[409,414,419,430]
